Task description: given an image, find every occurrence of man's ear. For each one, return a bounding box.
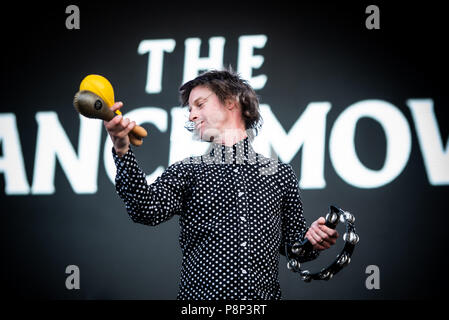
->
[225,98,238,110]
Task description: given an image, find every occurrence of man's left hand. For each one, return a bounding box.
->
[305,217,339,250]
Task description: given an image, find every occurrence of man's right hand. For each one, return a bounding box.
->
[104,102,136,157]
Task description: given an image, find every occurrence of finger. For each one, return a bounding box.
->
[311,228,332,249]
[317,227,338,246]
[311,239,326,251]
[319,225,339,238]
[117,121,136,138]
[312,225,329,240]
[321,231,338,246]
[127,121,136,133]
[308,228,324,244]
[328,229,339,239]
[120,118,130,129]
[105,115,123,131]
[110,101,123,113]
[316,216,326,225]
[306,232,318,246]
[322,237,332,248]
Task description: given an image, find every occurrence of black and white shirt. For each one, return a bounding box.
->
[113,136,319,300]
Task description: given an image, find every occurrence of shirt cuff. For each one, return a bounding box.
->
[112,146,135,168]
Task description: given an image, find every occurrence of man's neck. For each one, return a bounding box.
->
[214,128,248,147]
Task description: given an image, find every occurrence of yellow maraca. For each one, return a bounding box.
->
[73,74,147,146]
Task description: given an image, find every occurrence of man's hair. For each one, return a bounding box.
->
[179,68,263,135]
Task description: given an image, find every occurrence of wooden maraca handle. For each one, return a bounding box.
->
[129,132,143,146]
[131,124,147,139]
[73,90,147,146]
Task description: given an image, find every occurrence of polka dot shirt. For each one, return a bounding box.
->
[113,137,319,300]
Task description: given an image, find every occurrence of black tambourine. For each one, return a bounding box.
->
[285,205,359,282]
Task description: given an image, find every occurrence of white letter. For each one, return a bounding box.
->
[138,39,176,94]
[329,100,411,188]
[104,107,168,185]
[183,37,225,83]
[237,35,268,90]
[407,99,449,185]
[65,265,80,290]
[365,5,380,30]
[0,113,30,195]
[32,113,102,194]
[65,5,80,30]
[365,265,380,289]
[254,103,331,188]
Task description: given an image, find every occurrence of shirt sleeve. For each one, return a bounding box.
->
[112,147,191,226]
[279,163,320,263]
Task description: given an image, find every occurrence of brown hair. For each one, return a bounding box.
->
[179,68,263,136]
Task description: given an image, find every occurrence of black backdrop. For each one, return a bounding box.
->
[1,1,448,300]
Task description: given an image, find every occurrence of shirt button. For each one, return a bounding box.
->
[233,168,239,173]
[241,269,247,275]
[238,191,244,197]
[240,216,246,222]
[241,242,247,247]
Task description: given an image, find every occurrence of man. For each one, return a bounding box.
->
[104,69,338,300]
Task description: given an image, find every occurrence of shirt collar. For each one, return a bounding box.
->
[205,136,256,164]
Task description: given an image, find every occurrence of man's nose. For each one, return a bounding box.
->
[189,109,198,122]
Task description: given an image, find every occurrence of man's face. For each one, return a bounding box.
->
[188,86,230,142]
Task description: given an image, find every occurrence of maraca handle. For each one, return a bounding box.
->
[129,132,143,146]
[131,125,147,139]
[128,125,147,147]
